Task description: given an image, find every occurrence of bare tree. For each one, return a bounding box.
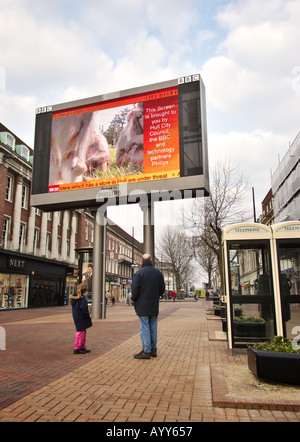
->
[157,226,194,297]
[191,233,217,288]
[186,159,250,294]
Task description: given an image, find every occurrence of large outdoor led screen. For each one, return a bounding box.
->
[31,74,209,211]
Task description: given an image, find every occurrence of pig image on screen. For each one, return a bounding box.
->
[49,112,111,185]
[116,102,143,170]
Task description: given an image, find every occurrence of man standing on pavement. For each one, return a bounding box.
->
[131,254,165,359]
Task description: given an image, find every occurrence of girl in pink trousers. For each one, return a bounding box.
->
[70,284,93,354]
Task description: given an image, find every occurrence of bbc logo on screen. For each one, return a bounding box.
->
[178,74,200,85]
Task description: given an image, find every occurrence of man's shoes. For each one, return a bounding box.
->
[150,350,157,357]
[134,351,151,359]
[73,348,91,354]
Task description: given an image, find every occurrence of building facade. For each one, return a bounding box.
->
[271,131,300,223]
[106,223,143,302]
[260,189,274,225]
[0,123,144,310]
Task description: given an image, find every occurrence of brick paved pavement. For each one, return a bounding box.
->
[0,300,299,423]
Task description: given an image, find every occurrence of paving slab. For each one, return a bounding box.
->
[0,300,299,423]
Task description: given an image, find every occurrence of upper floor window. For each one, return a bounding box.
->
[33,228,39,253]
[5,175,13,202]
[19,223,26,252]
[57,236,61,255]
[20,145,29,161]
[2,217,10,247]
[0,132,15,150]
[46,233,52,257]
[66,211,70,230]
[15,144,30,161]
[6,133,15,149]
[21,184,29,209]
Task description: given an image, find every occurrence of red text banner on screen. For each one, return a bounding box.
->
[49,86,180,193]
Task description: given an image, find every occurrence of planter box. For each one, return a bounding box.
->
[233,321,266,338]
[213,296,219,306]
[222,318,227,332]
[248,347,300,385]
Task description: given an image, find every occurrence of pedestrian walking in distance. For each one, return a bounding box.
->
[131,254,165,359]
[70,283,92,354]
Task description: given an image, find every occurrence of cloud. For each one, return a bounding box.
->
[221,19,300,77]
[0,0,299,220]
[0,5,98,95]
[216,0,293,29]
[146,0,198,46]
[0,0,197,104]
[200,0,300,135]
[208,129,292,210]
[0,0,185,137]
[0,91,38,145]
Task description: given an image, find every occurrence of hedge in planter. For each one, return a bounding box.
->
[248,337,300,386]
[233,316,266,339]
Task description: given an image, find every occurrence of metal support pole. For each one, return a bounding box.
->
[139,201,155,258]
[252,187,257,223]
[92,209,107,319]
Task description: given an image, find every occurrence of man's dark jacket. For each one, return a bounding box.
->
[131,261,165,317]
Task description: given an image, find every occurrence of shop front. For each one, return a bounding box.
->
[0,249,69,310]
[66,268,78,305]
[106,275,121,301]
[120,279,132,302]
[75,247,134,305]
[0,271,28,309]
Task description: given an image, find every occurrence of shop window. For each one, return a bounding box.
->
[0,273,29,309]
[29,277,65,307]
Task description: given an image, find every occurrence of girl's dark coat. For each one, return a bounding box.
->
[70,293,92,332]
